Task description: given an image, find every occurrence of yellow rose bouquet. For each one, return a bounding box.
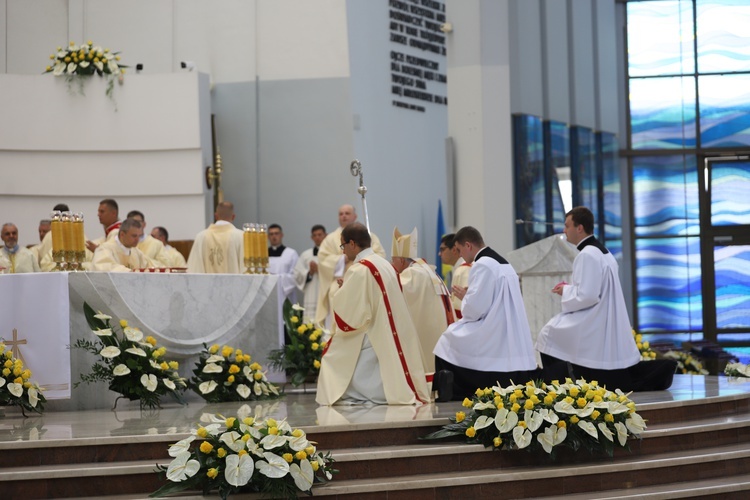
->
[663,350,709,375]
[0,342,46,415]
[73,302,187,409]
[43,41,127,99]
[267,300,327,386]
[633,329,657,361]
[152,412,336,499]
[190,344,280,403]
[423,379,646,458]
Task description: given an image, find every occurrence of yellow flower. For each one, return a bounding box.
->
[169,361,179,370]
[160,362,169,370]
[313,360,321,369]
[13,367,22,377]
[23,381,31,389]
[310,460,320,471]
[313,329,322,337]
[495,401,505,410]
[544,394,555,405]
[564,396,574,405]
[290,316,299,324]
[524,399,535,410]
[2,368,9,377]
[21,369,31,380]
[462,398,473,408]
[207,468,218,479]
[269,427,279,435]
[474,388,484,397]
[295,450,307,461]
[243,417,254,426]
[229,364,240,374]
[199,441,213,454]
[145,336,157,346]
[235,348,243,358]
[243,354,252,363]
[250,362,262,371]
[115,55,121,61]
[557,421,567,428]
[120,319,128,328]
[253,372,263,381]
[238,449,248,457]
[196,427,208,438]
[297,324,308,334]
[311,343,319,351]
[222,346,234,358]
[465,426,476,438]
[605,413,615,423]
[241,434,251,442]
[217,447,227,458]
[4,351,12,359]
[308,333,317,342]
[455,411,466,423]
[225,417,236,428]
[209,344,220,354]
[593,395,603,403]
[283,453,294,463]
[569,386,580,397]
[518,421,527,428]
[493,437,502,447]
[590,410,600,420]
[577,398,587,408]
[483,388,493,396]
[509,393,518,404]
[3,359,11,369]
[14,377,23,384]
[570,415,580,424]
[267,418,277,427]
[590,380,599,387]
[643,341,650,349]
[305,445,316,456]
[511,403,521,413]
[227,375,235,384]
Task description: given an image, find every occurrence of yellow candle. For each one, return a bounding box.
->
[260,230,269,259]
[243,230,251,260]
[51,219,64,253]
[250,229,260,260]
[62,219,74,253]
[73,221,85,252]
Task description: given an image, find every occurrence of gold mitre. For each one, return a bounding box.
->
[392,227,418,259]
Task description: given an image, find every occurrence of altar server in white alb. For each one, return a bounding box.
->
[0,223,40,273]
[316,223,430,406]
[433,226,538,401]
[293,224,327,322]
[267,224,299,302]
[187,201,244,274]
[391,227,454,373]
[91,217,153,272]
[536,206,676,391]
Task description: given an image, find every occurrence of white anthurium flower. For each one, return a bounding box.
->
[0,378,5,388]
[202,363,223,374]
[190,423,222,437]
[291,304,305,311]
[94,312,112,321]
[166,451,200,482]
[287,434,310,452]
[67,62,77,74]
[220,431,245,452]
[69,45,79,51]
[206,355,225,364]
[598,422,614,442]
[123,327,143,342]
[553,400,578,415]
[57,50,67,58]
[94,60,104,72]
[289,459,314,491]
[575,403,596,418]
[260,434,288,450]
[246,426,263,441]
[105,52,115,61]
[108,61,119,73]
[472,401,496,411]
[614,422,629,446]
[512,426,532,449]
[163,378,176,391]
[150,360,162,370]
[537,408,559,424]
[168,436,196,457]
[243,365,253,379]
[261,383,269,396]
[53,63,66,76]
[113,364,131,376]
[92,46,102,54]
[225,453,255,486]
[125,347,147,357]
[27,388,39,408]
[524,410,544,432]
[626,413,647,435]
[537,424,567,454]
[93,328,112,336]
[254,382,262,396]
[141,374,158,392]
[577,420,599,439]
[246,439,265,457]
[7,383,23,398]
[607,401,631,415]
[236,384,251,399]
[269,384,279,396]
[257,452,290,478]
[236,404,252,419]
[473,415,494,431]
[100,346,121,358]
[494,408,519,433]
[277,420,292,433]
[199,380,218,394]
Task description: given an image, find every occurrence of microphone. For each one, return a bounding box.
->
[515,219,557,226]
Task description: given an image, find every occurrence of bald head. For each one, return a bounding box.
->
[338,204,357,228]
[215,201,236,222]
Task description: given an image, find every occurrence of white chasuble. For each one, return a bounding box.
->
[187,222,244,274]
[0,247,40,273]
[293,247,320,322]
[163,245,187,268]
[91,238,152,272]
[137,235,169,267]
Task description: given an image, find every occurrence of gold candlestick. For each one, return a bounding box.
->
[259,224,269,274]
[73,213,86,271]
[242,223,253,274]
[61,212,76,271]
[50,210,65,271]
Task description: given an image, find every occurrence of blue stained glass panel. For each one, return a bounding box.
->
[633,156,699,236]
[599,132,621,241]
[630,77,696,150]
[571,127,598,235]
[715,245,750,329]
[548,121,568,234]
[711,161,750,225]
[627,0,694,77]
[636,237,703,332]
[513,115,546,247]
[699,74,750,148]
[697,0,750,73]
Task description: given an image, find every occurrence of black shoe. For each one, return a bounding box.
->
[434,370,454,402]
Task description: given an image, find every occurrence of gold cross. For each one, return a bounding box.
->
[5,328,27,365]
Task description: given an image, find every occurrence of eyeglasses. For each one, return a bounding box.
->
[339,243,346,250]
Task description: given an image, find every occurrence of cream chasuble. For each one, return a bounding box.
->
[316,249,429,406]
[137,235,170,267]
[186,222,244,274]
[399,259,454,373]
[162,245,187,268]
[0,246,40,273]
[450,257,471,318]
[38,230,94,272]
[91,238,152,272]
[293,247,320,322]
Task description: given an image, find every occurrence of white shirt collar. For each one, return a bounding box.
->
[116,236,131,256]
[354,247,374,263]
[214,220,232,226]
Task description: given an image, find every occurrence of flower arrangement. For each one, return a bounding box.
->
[633,330,657,361]
[725,361,750,378]
[73,302,187,409]
[44,41,126,98]
[152,411,336,499]
[267,300,327,386]
[190,344,281,403]
[0,342,46,415]
[663,350,708,375]
[423,379,646,458]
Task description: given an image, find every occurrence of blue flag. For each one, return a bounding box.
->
[436,200,447,278]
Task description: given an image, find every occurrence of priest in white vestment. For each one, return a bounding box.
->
[91,218,153,272]
[536,207,676,391]
[433,226,538,401]
[29,219,51,265]
[391,227,454,373]
[87,198,122,251]
[316,223,430,406]
[127,210,170,267]
[187,201,244,274]
[438,233,471,319]
[267,224,299,302]
[0,223,40,273]
[315,204,386,328]
[151,227,187,268]
[293,224,327,322]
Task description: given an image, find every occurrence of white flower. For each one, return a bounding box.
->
[168,436,195,457]
[256,452,290,478]
[512,426,532,449]
[206,355,225,364]
[537,424,566,454]
[291,304,305,311]
[0,378,5,388]
[163,378,176,390]
[523,410,544,432]
[125,347,147,357]
[472,401,496,411]
[225,453,255,487]
[202,363,223,374]
[93,328,112,336]
[113,364,131,376]
[94,60,103,72]
[277,420,292,433]
[141,374,158,392]
[473,415,494,431]
[614,422,629,446]
[254,382,262,396]
[598,422,614,442]
[79,61,90,69]
[269,384,279,396]
[577,420,599,439]
[100,346,121,358]
[107,61,119,73]
[553,400,577,415]
[53,63,66,76]
[289,459,314,491]
[494,408,519,433]
[27,388,39,408]
[626,412,647,435]
[246,439,264,457]
[260,434,287,450]
[94,312,112,320]
[199,381,218,394]
[150,360,162,370]
[606,401,631,415]
[236,384,251,399]
[123,327,143,342]
[166,451,200,482]
[67,62,77,73]
[220,431,245,452]
[7,383,23,398]
[287,434,310,452]
[537,408,559,424]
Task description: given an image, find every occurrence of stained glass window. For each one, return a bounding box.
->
[696,0,750,73]
[710,160,750,225]
[545,121,569,234]
[571,127,599,236]
[599,132,621,245]
[699,74,750,148]
[714,245,750,329]
[513,114,546,247]
[629,76,696,150]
